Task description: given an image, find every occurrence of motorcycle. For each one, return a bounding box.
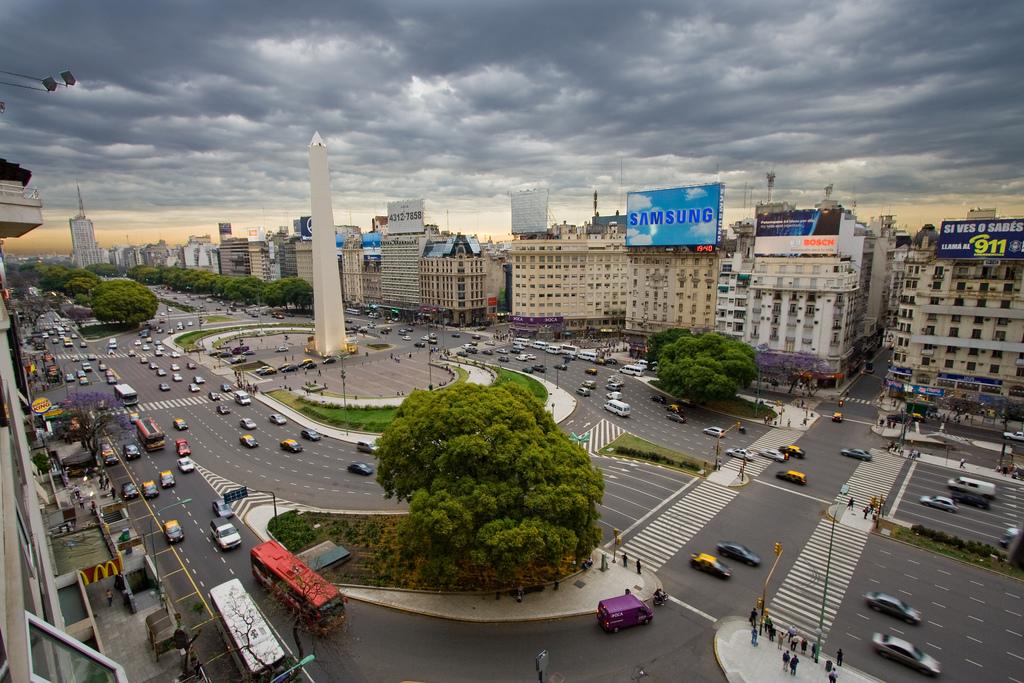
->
[652,591,668,606]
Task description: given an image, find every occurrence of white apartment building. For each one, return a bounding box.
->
[181,235,219,273]
[509,222,627,339]
[889,212,1024,408]
[68,187,106,269]
[716,200,887,385]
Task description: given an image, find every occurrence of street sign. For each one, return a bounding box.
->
[224,486,249,504]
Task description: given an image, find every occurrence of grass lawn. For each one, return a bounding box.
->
[202,315,234,322]
[883,521,1024,581]
[267,390,396,433]
[495,368,548,404]
[600,432,709,475]
[158,297,197,312]
[365,343,391,350]
[174,323,313,350]
[79,322,137,339]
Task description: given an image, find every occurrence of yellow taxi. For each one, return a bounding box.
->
[775,470,807,485]
[280,439,303,453]
[163,520,184,543]
[173,419,188,431]
[239,434,258,448]
[832,412,843,423]
[159,470,175,488]
[142,480,159,498]
[584,367,598,376]
[690,553,731,579]
[780,445,805,459]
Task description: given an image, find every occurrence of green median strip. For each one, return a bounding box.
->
[267,390,396,433]
[599,432,709,476]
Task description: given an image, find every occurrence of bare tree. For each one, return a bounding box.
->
[62,392,131,457]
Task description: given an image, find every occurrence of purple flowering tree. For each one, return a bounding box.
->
[755,346,832,395]
[62,391,131,457]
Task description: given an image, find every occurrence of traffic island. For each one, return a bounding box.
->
[600,433,709,477]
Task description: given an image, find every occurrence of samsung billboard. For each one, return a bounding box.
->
[386,199,425,234]
[625,184,723,248]
[937,219,1024,259]
[754,209,841,256]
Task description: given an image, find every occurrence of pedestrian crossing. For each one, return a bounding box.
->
[837,449,906,516]
[136,396,209,413]
[764,519,870,643]
[617,483,737,570]
[53,351,183,361]
[716,429,802,477]
[585,419,625,454]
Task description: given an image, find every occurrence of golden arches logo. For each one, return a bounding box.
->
[79,557,123,586]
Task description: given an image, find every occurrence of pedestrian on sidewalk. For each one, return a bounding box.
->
[622,552,628,567]
[782,651,790,671]
[106,589,113,606]
[847,497,854,510]
[829,669,838,683]
[960,458,966,469]
[836,648,844,667]
[765,615,774,639]
[863,505,872,519]
[789,654,799,675]
[790,636,798,652]
[800,637,808,654]
[751,627,758,646]
[636,558,641,574]
[787,625,797,642]
[778,632,785,649]
[749,608,758,628]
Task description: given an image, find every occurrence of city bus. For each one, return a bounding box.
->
[208,579,289,681]
[112,384,138,406]
[136,417,165,451]
[250,540,345,635]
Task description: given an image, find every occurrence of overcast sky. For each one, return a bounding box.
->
[3,0,1022,254]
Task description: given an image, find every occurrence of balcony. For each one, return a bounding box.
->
[0,181,43,238]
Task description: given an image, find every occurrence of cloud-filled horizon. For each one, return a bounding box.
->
[3,0,1022,254]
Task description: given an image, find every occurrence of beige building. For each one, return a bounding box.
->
[295,239,314,286]
[890,211,1024,407]
[625,248,719,337]
[510,222,627,338]
[419,234,492,325]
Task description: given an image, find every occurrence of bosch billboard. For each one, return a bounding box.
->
[625,184,723,249]
[754,209,841,256]
[937,219,1024,259]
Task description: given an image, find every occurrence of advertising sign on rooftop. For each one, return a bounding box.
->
[387,199,425,234]
[625,184,723,248]
[937,219,1024,259]
[298,216,313,242]
[754,209,841,256]
[362,233,381,261]
[511,189,549,234]
[218,222,232,237]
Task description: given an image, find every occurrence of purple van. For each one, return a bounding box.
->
[597,594,653,632]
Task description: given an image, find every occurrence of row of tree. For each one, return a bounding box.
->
[126,266,313,309]
[15,263,159,326]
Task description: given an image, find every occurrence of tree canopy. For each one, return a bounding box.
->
[90,280,158,326]
[84,263,119,277]
[656,331,758,403]
[62,392,131,457]
[375,382,604,588]
[645,328,689,364]
[755,347,833,395]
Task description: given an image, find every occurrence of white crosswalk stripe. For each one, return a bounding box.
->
[716,428,802,477]
[195,465,305,520]
[838,449,906,512]
[765,520,870,641]
[585,419,625,454]
[618,483,737,570]
[136,396,206,412]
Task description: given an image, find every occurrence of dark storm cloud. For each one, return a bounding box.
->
[2,0,1022,248]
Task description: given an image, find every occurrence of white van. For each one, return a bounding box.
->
[635,359,649,369]
[604,400,631,417]
[514,338,530,347]
[946,476,996,499]
[531,340,549,350]
[233,391,252,406]
[578,350,599,362]
[560,345,579,357]
[107,338,118,350]
[620,365,645,377]
[546,344,562,355]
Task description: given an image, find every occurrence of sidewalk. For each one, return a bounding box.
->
[715,618,881,683]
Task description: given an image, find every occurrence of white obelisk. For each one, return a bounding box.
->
[308,132,346,356]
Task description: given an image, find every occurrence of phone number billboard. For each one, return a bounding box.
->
[937,219,1024,259]
[626,184,723,248]
[755,209,841,256]
[386,199,425,234]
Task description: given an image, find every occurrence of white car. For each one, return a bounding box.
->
[703,427,725,438]
[526,354,536,361]
[758,449,788,462]
[606,392,623,400]
[170,351,180,358]
[421,335,431,341]
[172,373,183,382]
[189,383,201,392]
[402,335,411,341]
[517,354,531,361]
[170,364,181,371]
[725,448,755,461]
[485,340,495,346]
[142,344,150,351]
[176,457,195,472]
[187,321,194,326]
[134,340,142,346]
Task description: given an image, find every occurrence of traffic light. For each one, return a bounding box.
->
[757,597,764,611]
[735,422,741,429]
[774,542,782,555]
[838,400,844,407]
[870,496,878,508]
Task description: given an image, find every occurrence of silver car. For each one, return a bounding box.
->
[757,449,787,462]
[871,633,940,676]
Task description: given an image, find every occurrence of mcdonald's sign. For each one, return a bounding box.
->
[79,556,123,586]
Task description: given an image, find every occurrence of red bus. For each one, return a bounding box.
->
[136,417,165,451]
[250,541,345,634]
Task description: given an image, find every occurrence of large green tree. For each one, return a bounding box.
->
[645,328,688,364]
[84,263,119,277]
[656,331,758,403]
[90,280,158,326]
[376,383,604,588]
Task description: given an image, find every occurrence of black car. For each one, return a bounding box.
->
[216,404,231,415]
[122,444,141,460]
[481,349,493,355]
[278,363,298,373]
[348,461,374,476]
[414,341,426,348]
[554,363,567,370]
[322,356,337,364]
[451,333,460,338]
[950,490,990,509]
[121,482,139,499]
[716,541,761,566]
[220,383,232,392]
[603,358,618,365]
[531,365,546,373]
[651,395,667,404]
[300,428,322,441]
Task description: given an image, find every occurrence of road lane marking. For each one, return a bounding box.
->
[667,595,715,622]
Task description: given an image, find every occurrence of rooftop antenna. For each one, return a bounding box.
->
[824,183,834,201]
[765,171,776,203]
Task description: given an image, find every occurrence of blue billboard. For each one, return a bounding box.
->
[626,184,723,248]
[937,219,1024,259]
[362,233,381,260]
[299,216,312,242]
[754,209,841,256]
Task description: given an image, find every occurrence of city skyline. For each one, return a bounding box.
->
[3,0,1022,254]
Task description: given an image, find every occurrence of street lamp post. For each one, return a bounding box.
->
[340,359,349,434]
[147,498,193,604]
[814,486,847,663]
[270,654,316,683]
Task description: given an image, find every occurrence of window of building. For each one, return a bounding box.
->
[949,328,959,337]
[956,281,966,290]
[990,365,1000,374]
[944,359,954,368]
[1002,300,1011,309]
[972,329,982,339]
[967,361,977,371]
[992,350,1003,359]
[969,347,979,356]
[951,315,961,323]
[975,316,985,324]
[995,330,1007,341]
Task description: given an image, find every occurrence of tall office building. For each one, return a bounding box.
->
[69,185,106,268]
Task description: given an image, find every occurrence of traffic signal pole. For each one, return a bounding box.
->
[759,542,783,634]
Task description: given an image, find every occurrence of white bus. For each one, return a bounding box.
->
[345,308,361,316]
[619,364,645,377]
[545,344,563,355]
[112,384,138,406]
[560,345,579,357]
[209,579,288,680]
[514,338,530,347]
